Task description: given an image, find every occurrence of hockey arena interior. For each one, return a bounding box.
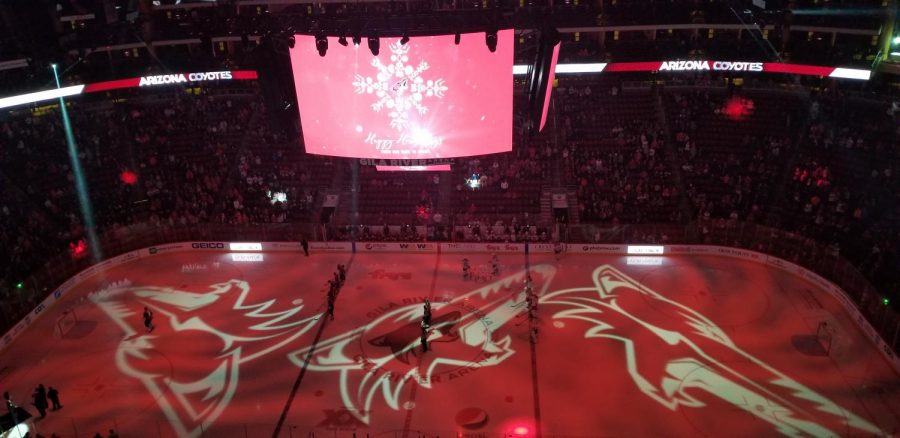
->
[0,1,898,437]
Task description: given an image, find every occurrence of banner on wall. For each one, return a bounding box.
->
[571,244,624,254]
[358,242,438,252]
[529,243,560,253]
[441,242,525,253]
[309,242,352,252]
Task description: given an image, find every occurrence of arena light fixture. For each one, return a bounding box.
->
[229,242,263,251]
[626,256,664,266]
[352,35,361,46]
[893,36,900,45]
[454,32,461,45]
[338,36,348,47]
[556,63,607,73]
[400,34,410,45]
[512,63,608,75]
[627,245,664,255]
[367,36,379,56]
[231,253,264,262]
[52,63,101,262]
[0,84,85,109]
[466,173,482,189]
[828,67,870,80]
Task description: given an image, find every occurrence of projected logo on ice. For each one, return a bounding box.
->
[353,41,447,156]
[92,265,884,437]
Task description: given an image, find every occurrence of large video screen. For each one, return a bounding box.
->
[290,31,514,159]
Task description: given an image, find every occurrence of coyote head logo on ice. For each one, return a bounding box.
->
[288,264,557,425]
[91,279,319,438]
[541,265,884,437]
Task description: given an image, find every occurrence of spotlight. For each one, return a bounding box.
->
[454,32,461,45]
[315,34,327,57]
[338,36,348,46]
[400,34,410,45]
[288,36,295,49]
[368,36,380,56]
[485,30,497,53]
[352,35,361,46]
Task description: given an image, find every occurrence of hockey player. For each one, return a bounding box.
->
[491,254,500,277]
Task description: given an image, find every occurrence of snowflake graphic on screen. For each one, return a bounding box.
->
[353,41,448,132]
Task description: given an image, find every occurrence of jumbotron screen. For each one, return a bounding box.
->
[289,31,514,159]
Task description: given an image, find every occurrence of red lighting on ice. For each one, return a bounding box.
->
[513,426,530,435]
[722,97,755,121]
[289,31,514,159]
[70,239,87,259]
[120,170,138,185]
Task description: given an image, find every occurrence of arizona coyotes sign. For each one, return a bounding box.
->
[91,265,884,437]
[659,60,763,72]
[138,71,234,87]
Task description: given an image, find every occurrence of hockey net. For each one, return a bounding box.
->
[55,308,78,338]
[816,321,836,356]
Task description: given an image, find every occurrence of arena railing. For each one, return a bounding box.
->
[5,221,898,356]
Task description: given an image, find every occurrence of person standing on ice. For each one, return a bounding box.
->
[32,385,47,418]
[327,295,335,320]
[142,306,154,333]
[47,386,61,410]
[423,299,432,326]
[462,258,471,280]
[491,254,500,277]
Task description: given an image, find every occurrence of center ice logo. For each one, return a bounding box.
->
[290,265,556,425]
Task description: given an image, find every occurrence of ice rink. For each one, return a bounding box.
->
[2,248,898,437]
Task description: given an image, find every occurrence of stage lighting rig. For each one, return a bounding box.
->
[368,36,380,56]
[352,35,361,46]
[338,36,348,46]
[485,30,498,52]
[315,33,327,57]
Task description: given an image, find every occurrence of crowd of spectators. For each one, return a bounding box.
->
[355,165,440,225]
[558,81,678,225]
[451,149,546,222]
[667,89,802,226]
[782,94,899,296]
